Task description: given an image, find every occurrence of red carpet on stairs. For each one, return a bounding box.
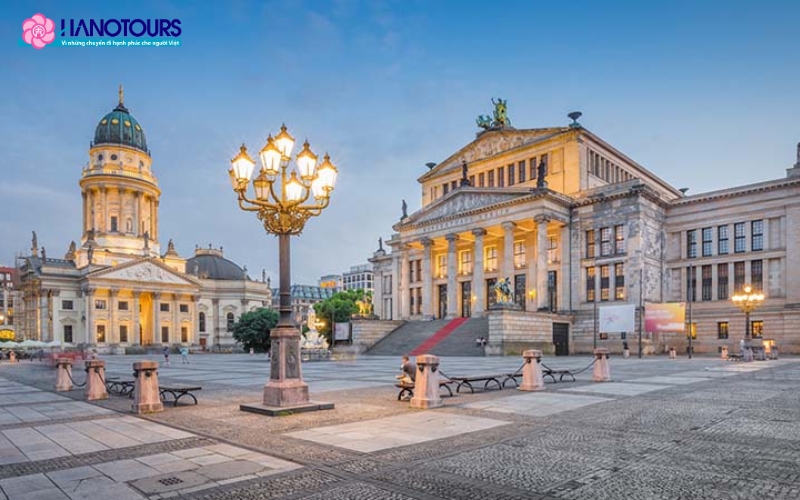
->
[409,318,469,356]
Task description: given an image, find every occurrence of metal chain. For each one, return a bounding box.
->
[64,366,88,387]
[542,357,597,375]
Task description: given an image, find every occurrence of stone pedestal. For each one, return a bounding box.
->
[669,347,677,359]
[55,358,73,391]
[8,351,16,364]
[410,354,443,409]
[518,350,545,391]
[84,360,108,401]
[720,346,729,360]
[623,349,630,359]
[132,360,163,414]
[592,348,611,382]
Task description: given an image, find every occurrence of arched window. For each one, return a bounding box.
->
[226,312,235,331]
[199,312,206,332]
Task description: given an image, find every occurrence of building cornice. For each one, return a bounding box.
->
[668,176,800,207]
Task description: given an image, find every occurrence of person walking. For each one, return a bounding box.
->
[180,346,189,364]
[162,346,170,365]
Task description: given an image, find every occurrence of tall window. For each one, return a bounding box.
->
[226,312,235,331]
[160,303,170,312]
[751,260,763,292]
[734,261,745,293]
[497,167,505,187]
[586,267,596,302]
[548,237,559,263]
[181,326,189,343]
[614,263,625,300]
[702,227,713,257]
[95,300,107,310]
[443,183,449,195]
[436,255,447,277]
[529,156,537,180]
[110,216,118,232]
[599,265,610,301]
[614,225,625,254]
[734,222,745,253]
[409,260,416,282]
[600,228,611,256]
[687,229,697,258]
[469,175,475,186]
[718,264,729,300]
[118,301,129,311]
[513,241,526,268]
[96,324,106,343]
[478,173,485,187]
[459,250,473,275]
[161,326,169,343]
[586,230,596,258]
[508,164,515,186]
[751,220,763,251]
[485,246,498,271]
[518,160,526,183]
[488,170,495,187]
[718,226,729,254]
[199,312,206,332]
[717,321,729,339]
[180,304,189,313]
[687,266,696,302]
[62,300,73,310]
[751,320,764,338]
[120,324,128,343]
[701,265,712,301]
[64,325,73,343]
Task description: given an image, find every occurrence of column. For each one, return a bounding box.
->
[536,216,550,310]
[132,292,141,344]
[173,294,181,343]
[135,194,142,235]
[526,230,537,310]
[85,288,95,344]
[39,291,48,341]
[473,229,487,315]
[101,187,108,233]
[82,192,88,235]
[190,295,198,344]
[109,289,118,344]
[420,238,433,319]
[400,246,410,319]
[212,298,220,348]
[153,292,161,344]
[560,224,570,309]
[502,222,516,280]
[446,233,458,318]
[391,255,401,320]
[153,200,160,240]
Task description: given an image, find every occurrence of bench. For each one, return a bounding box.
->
[396,380,454,400]
[502,368,576,387]
[159,385,202,406]
[448,375,504,394]
[105,378,136,396]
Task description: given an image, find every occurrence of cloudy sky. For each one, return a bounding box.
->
[1,0,799,284]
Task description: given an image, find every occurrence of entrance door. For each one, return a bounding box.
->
[461,281,472,318]
[199,337,207,351]
[514,274,526,311]
[547,271,558,312]
[486,278,497,309]
[438,284,447,319]
[553,322,570,356]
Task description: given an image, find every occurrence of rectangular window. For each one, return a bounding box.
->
[443,183,449,195]
[734,222,746,253]
[751,259,763,293]
[110,216,118,232]
[529,157,537,180]
[94,300,107,310]
[751,320,764,338]
[751,220,763,251]
[718,226,729,255]
[96,324,106,343]
[600,228,611,256]
[687,266,696,302]
[586,267,596,302]
[451,180,458,191]
[469,175,475,186]
[161,326,169,343]
[702,227,713,257]
[717,321,729,339]
[62,300,73,310]
[600,265,610,301]
[614,263,625,300]
[160,303,170,312]
[497,167,505,187]
[64,324,73,343]
[409,260,416,283]
[459,250,473,275]
[734,261,745,293]
[485,246,498,271]
[436,255,447,278]
[518,160,526,183]
[478,173,485,187]
[586,230,596,259]
[614,224,625,254]
[488,170,495,187]
[120,324,128,343]
[181,326,188,343]
[687,229,697,259]
[508,164,515,186]
[180,304,189,313]
[415,260,421,283]
[702,265,712,301]
[548,237,559,264]
[118,301,129,311]
[513,241,526,268]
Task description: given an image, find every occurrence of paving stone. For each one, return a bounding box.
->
[195,460,265,481]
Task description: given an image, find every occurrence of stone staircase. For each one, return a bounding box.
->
[366,318,489,357]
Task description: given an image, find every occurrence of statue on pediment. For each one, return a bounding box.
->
[378,237,383,251]
[536,159,547,188]
[492,98,509,127]
[87,245,94,264]
[31,231,38,251]
[65,241,76,260]
[401,199,408,219]
[143,231,150,249]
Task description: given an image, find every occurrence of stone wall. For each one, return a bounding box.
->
[351,319,405,352]
[486,307,566,356]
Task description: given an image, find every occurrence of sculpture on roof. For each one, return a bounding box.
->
[536,159,547,188]
[401,199,408,219]
[167,239,175,252]
[41,247,46,262]
[796,142,800,165]
[65,241,76,260]
[476,98,511,130]
[87,245,94,264]
[143,231,150,249]
[31,231,38,255]
[378,237,383,252]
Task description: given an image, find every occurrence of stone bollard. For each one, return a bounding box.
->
[9,351,16,364]
[519,350,545,391]
[249,348,254,355]
[55,358,73,391]
[669,347,677,359]
[592,348,612,382]
[410,354,443,409]
[771,346,779,360]
[720,346,729,360]
[743,347,754,362]
[84,360,108,401]
[132,361,163,414]
[623,349,630,359]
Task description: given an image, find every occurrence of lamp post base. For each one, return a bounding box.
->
[241,400,334,417]
[263,379,310,407]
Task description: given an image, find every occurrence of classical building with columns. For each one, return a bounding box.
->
[16,89,271,350]
[371,108,800,355]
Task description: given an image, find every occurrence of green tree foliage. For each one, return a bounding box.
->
[313,289,365,341]
[232,308,279,352]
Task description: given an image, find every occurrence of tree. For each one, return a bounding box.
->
[313,289,364,342]
[232,308,279,352]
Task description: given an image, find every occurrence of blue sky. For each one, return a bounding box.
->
[1,0,799,284]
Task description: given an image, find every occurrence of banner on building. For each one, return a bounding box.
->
[599,304,636,333]
[0,329,14,341]
[644,303,686,332]
[334,322,350,341]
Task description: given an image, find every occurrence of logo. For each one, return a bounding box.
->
[22,13,55,49]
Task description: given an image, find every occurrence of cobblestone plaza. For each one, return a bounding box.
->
[1,355,799,499]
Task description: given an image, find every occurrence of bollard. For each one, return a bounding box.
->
[623,349,630,359]
[84,360,108,401]
[131,360,163,414]
[250,347,254,355]
[410,354,443,409]
[771,346,779,360]
[55,358,73,391]
[720,346,729,360]
[519,350,545,391]
[669,347,677,359]
[743,347,754,362]
[592,348,611,382]
[9,351,16,364]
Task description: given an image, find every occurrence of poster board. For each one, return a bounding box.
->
[334,322,350,341]
[644,303,686,332]
[599,304,635,333]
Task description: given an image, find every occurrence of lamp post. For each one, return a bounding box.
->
[731,285,764,348]
[229,125,337,411]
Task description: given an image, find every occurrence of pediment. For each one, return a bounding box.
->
[398,189,529,228]
[87,258,198,287]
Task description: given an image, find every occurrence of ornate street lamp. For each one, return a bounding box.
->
[229,125,337,414]
[731,285,764,346]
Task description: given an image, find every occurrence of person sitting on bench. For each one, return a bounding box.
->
[396,355,416,385]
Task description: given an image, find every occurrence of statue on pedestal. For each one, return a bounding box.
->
[401,199,408,219]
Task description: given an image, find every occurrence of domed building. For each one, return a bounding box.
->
[16,88,272,351]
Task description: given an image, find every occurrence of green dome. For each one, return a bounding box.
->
[93,102,148,154]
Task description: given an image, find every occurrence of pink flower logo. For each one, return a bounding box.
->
[22,13,55,49]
